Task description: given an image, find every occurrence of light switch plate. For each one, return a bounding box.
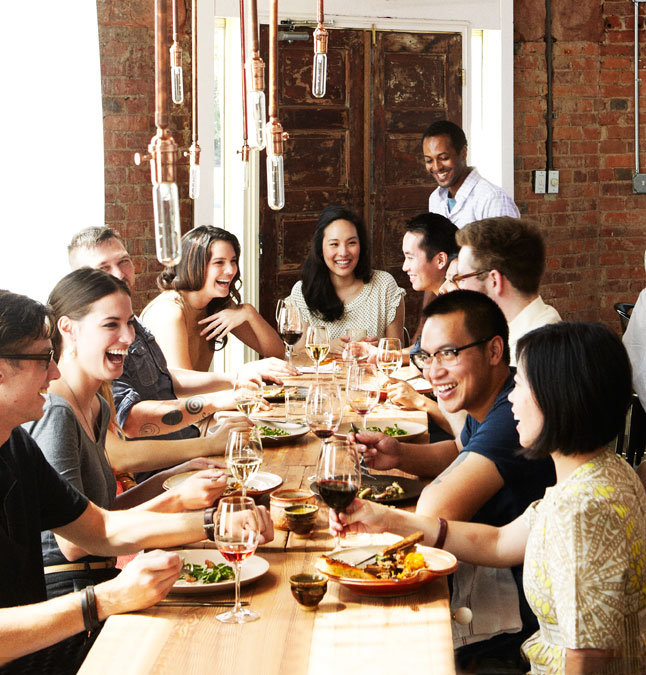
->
[547,170,559,194]
[533,170,546,194]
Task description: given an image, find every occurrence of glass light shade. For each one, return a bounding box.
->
[171,65,184,105]
[189,162,200,200]
[267,154,285,210]
[152,182,182,266]
[312,52,327,98]
[241,160,250,191]
[247,89,266,150]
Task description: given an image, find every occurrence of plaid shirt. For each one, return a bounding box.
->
[428,167,519,228]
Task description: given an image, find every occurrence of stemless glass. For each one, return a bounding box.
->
[226,429,263,498]
[213,496,261,623]
[305,325,330,379]
[346,362,380,431]
[376,338,403,407]
[277,303,304,367]
[315,438,361,549]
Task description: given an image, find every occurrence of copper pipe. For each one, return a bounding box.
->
[268,0,278,121]
[170,0,182,70]
[155,0,169,130]
[247,0,265,94]
[314,0,328,55]
[189,0,200,164]
[239,0,249,145]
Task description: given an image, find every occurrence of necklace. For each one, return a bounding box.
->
[62,378,95,441]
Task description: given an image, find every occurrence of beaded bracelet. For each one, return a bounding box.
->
[434,517,448,549]
[81,585,100,635]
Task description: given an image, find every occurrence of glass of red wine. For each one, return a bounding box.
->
[277,302,303,367]
[213,496,261,623]
[315,438,361,549]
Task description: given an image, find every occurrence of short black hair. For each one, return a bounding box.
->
[422,120,467,153]
[0,290,54,353]
[405,213,459,262]
[68,226,125,257]
[423,289,510,365]
[516,322,632,459]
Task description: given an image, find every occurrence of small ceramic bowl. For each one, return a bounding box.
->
[270,488,316,531]
[289,573,328,610]
[284,504,319,535]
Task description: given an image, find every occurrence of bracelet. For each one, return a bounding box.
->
[434,517,448,549]
[204,507,216,541]
[81,585,100,634]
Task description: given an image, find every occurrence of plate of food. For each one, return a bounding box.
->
[261,386,285,402]
[252,419,310,445]
[315,532,457,597]
[335,420,427,442]
[163,470,283,497]
[170,549,270,594]
[310,473,425,505]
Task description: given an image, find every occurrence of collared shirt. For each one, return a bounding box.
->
[428,168,520,228]
[623,288,646,410]
[508,296,561,366]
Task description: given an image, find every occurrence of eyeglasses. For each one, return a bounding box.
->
[0,349,55,368]
[411,337,494,370]
[449,269,491,284]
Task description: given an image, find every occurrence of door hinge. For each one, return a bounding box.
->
[258,233,263,257]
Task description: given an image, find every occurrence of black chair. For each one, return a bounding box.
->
[616,394,646,467]
[614,302,634,334]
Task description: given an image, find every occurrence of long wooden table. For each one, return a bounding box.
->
[79,368,456,674]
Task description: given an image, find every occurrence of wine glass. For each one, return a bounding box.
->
[233,378,262,419]
[315,438,361,549]
[277,303,304,367]
[342,328,368,362]
[305,325,330,379]
[346,362,380,431]
[376,338,402,408]
[306,383,344,441]
[226,429,263,498]
[212,496,262,623]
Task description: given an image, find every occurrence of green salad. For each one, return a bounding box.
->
[180,559,234,584]
[366,423,407,437]
[256,424,289,437]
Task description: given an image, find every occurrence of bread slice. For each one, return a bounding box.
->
[378,531,425,557]
[316,555,378,580]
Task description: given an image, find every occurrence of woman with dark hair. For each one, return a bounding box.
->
[141,226,284,371]
[333,322,646,673]
[289,205,405,356]
[24,268,230,600]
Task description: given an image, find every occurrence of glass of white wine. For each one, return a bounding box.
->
[346,362,380,431]
[376,338,402,407]
[226,429,263,498]
[305,325,330,379]
[233,378,262,418]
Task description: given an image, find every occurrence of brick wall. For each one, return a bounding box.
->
[514,0,646,327]
[97,0,646,325]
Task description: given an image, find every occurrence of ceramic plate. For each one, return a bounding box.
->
[316,544,457,597]
[251,419,310,445]
[310,473,425,505]
[335,420,427,443]
[163,470,283,497]
[170,549,269,594]
[261,386,285,402]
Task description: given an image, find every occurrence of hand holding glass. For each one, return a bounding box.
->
[233,378,262,418]
[277,303,304,367]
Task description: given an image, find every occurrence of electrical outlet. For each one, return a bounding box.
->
[547,170,559,194]
[533,170,546,194]
[633,173,646,193]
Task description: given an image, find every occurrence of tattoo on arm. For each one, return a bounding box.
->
[161,410,183,426]
[139,423,161,436]
[185,396,205,416]
[432,451,470,486]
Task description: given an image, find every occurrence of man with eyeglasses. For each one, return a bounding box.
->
[454,216,561,365]
[0,288,274,671]
[334,290,555,669]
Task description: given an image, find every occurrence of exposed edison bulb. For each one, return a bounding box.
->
[152,182,182,266]
[247,89,266,150]
[312,52,327,98]
[189,162,200,200]
[267,154,285,210]
[171,65,184,105]
[241,160,250,191]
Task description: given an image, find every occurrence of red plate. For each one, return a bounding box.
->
[316,545,457,597]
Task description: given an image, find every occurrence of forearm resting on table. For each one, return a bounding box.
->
[105,430,220,473]
[397,439,459,477]
[170,367,234,395]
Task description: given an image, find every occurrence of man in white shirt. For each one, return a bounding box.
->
[423,120,520,228]
[454,217,561,364]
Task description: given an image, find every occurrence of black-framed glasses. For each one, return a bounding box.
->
[411,336,495,370]
[449,269,491,284]
[0,349,55,368]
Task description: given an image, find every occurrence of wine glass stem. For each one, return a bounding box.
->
[287,345,293,367]
[233,562,242,614]
[241,482,247,498]
[360,414,368,431]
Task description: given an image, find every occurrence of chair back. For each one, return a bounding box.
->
[614,302,634,334]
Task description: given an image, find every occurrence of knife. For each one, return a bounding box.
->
[157,600,249,607]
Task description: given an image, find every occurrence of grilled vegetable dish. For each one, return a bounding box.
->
[358,481,405,501]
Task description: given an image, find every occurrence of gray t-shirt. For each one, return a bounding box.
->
[23,393,115,566]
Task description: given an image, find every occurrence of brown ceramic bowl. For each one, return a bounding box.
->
[289,573,328,609]
[270,488,316,531]
[284,504,319,535]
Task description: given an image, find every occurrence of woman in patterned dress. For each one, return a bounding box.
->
[289,205,405,358]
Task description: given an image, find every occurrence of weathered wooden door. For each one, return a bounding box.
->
[259,27,462,335]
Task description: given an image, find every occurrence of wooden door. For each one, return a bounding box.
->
[259,28,462,336]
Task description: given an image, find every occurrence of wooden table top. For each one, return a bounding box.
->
[79,366,456,674]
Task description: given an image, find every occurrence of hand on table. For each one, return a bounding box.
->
[238,356,299,385]
[351,430,403,471]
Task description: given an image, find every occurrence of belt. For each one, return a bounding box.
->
[43,559,117,575]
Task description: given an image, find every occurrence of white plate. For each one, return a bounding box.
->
[335,420,427,442]
[170,549,269,594]
[251,419,310,445]
[163,470,283,496]
[408,378,433,394]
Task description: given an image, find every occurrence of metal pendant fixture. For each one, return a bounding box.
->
[312,0,328,98]
[246,0,267,150]
[186,0,201,199]
[266,0,288,210]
